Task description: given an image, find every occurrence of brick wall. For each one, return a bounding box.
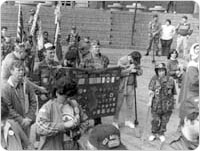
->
[1,4,199,50]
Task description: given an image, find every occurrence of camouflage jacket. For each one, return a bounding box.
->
[66,32,80,45]
[149,75,176,113]
[34,60,60,88]
[80,52,109,69]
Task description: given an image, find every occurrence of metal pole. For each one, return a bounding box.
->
[152,39,156,63]
[131,1,138,46]
[134,73,139,126]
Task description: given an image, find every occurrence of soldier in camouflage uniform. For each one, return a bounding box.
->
[66,26,81,46]
[80,40,109,126]
[1,36,15,61]
[145,14,161,56]
[148,63,176,142]
[34,43,60,108]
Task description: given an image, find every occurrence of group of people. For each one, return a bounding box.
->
[1,13,199,150]
[145,14,193,59]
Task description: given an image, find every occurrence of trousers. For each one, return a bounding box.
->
[151,111,172,135]
[113,85,135,123]
[176,35,189,57]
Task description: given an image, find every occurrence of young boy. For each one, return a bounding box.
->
[148,63,176,142]
[1,98,33,150]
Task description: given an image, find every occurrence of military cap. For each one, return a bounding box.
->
[44,43,55,50]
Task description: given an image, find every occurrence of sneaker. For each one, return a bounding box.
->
[149,135,156,141]
[159,135,166,142]
[125,121,135,129]
[112,122,119,129]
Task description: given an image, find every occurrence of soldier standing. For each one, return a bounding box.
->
[148,63,176,142]
[80,40,109,126]
[80,40,109,69]
[145,14,161,56]
[1,36,15,61]
[34,43,60,108]
[66,26,81,46]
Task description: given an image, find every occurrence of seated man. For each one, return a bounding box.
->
[82,124,127,150]
[160,95,199,150]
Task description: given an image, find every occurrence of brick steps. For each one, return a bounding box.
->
[1,4,199,50]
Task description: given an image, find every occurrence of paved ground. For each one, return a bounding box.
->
[79,48,187,150]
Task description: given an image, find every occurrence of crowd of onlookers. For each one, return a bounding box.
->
[0,12,199,150]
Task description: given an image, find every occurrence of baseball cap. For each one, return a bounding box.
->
[179,96,199,121]
[44,43,55,50]
[88,124,127,150]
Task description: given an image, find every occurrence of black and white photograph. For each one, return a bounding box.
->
[0,0,199,150]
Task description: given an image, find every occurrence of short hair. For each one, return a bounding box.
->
[10,60,25,71]
[182,16,188,20]
[180,112,199,126]
[1,97,9,120]
[166,19,171,25]
[1,26,8,30]
[153,14,158,18]
[167,49,178,59]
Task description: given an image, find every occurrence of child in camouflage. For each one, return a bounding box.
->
[148,63,176,142]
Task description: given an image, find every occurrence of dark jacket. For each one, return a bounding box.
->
[1,79,37,126]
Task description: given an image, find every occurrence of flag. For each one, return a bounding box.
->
[17,3,24,42]
[54,1,63,62]
[30,3,41,36]
[37,20,44,50]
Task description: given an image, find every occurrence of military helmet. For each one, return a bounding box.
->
[155,63,167,75]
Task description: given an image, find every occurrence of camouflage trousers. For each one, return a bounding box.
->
[151,111,172,135]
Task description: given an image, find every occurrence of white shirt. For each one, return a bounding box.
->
[161,25,175,40]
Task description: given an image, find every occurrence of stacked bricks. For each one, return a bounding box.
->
[1,4,199,50]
